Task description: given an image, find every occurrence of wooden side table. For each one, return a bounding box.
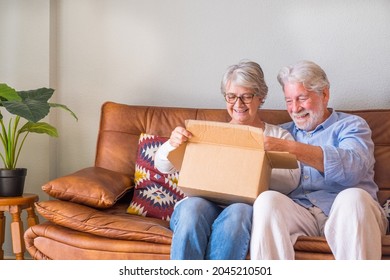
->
[0,193,39,260]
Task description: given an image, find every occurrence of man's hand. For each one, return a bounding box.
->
[264,136,324,172]
[264,136,289,152]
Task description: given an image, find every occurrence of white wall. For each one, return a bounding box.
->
[55,0,390,175]
[0,0,51,258]
[1,0,390,258]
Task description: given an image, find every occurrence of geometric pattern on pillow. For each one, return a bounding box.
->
[384,199,390,234]
[127,133,185,221]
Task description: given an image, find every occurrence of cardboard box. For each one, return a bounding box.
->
[168,120,298,205]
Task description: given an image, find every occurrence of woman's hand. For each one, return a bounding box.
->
[169,126,193,147]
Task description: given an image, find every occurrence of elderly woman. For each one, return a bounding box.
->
[155,60,300,260]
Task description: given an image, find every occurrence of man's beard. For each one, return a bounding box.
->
[291,106,325,131]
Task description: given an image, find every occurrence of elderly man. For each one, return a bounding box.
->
[250,60,388,260]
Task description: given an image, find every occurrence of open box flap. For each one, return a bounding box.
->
[168,119,298,171]
[266,151,298,169]
[185,120,264,149]
[167,142,187,171]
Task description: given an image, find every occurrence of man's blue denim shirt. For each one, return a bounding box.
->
[281,109,379,216]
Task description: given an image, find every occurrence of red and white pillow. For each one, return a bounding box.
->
[127,133,185,221]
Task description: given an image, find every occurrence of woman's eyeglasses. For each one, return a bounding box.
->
[224,93,259,104]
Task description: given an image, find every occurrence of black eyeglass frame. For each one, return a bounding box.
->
[223,93,259,104]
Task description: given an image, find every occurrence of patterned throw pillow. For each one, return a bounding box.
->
[384,199,390,233]
[127,133,185,221]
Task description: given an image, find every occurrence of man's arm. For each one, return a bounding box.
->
[264,136,324,172]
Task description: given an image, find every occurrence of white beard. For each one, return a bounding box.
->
[291,106,325,131]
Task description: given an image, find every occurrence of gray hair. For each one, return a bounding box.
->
[277,60,330,94]
[221,60,268,104]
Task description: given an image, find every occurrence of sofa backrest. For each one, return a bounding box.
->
[96,101,390,204]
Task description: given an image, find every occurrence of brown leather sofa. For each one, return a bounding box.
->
[24,101,390,260]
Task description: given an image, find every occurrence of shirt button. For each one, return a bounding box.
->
[304,175,309,180]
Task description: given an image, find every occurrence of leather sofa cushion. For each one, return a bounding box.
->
[42,167,132,208]
[35,200,172,244]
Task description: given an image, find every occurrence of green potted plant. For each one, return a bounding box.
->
[0,83,77,196]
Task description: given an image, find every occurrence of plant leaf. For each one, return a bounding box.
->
[2,88,54,122]
[18,87,54,102]
[0,83,21,102]
[19,121,58,137]
[49,103,78,121]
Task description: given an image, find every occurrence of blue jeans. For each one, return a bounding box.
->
[169,197,252,260]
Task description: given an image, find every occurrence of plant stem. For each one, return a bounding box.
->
[0,118,9,168]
